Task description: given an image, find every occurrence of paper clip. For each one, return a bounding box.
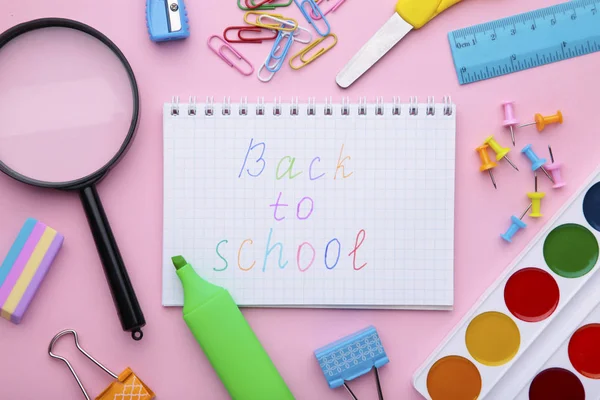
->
[237,0,292,10]
[311,0,347,19]
[245,0,274,9]
[256,14,312,44]
[223,26,278,43]
[244,11,299,32]
[290,33,337,69]
[258,48,279,82]
[207,35,254,76]
[49,329,155,400]
[294,0,331,36]
[265,31,295,73]
[292,25,313,44]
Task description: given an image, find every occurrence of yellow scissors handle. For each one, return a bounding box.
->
[396,0,463,29]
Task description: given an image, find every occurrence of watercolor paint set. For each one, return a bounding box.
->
[514,300,600,399]
[413,164,600,400]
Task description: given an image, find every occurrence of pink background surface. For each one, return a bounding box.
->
[0,1,599,399]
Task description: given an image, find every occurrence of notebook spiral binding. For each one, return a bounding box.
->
[170,96,454,117]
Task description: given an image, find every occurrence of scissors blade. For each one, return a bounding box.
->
[336,13,412,88]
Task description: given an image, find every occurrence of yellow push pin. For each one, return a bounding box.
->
[476,144,497,189]
[519,110,563,132]
[484,135,519,171]
[527,172,546,218]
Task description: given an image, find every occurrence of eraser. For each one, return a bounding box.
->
[0,218,64,324]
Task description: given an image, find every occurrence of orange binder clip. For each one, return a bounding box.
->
[49,329,155,400]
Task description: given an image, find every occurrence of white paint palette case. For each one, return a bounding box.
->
[413,165,600,399]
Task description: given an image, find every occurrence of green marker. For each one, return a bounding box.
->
[172,256,295,400]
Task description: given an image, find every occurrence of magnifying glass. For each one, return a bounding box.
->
[0,19,145,340]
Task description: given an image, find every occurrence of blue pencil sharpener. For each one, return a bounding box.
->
[146,0,190,42]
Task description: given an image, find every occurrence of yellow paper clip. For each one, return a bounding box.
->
[244,11,298,31]
[289,33,337,70]
[49,330,155,400]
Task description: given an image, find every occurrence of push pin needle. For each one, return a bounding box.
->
[521,203,533,220]
[549,145,555,163]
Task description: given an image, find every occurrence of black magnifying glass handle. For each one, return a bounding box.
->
[80,185,146,340]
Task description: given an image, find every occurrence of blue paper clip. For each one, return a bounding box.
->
[265,31,294,73]
[146,0,190,42]
[315,326,389,399]
[294,0,331,37]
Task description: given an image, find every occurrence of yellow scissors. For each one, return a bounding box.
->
[336,0,463,88]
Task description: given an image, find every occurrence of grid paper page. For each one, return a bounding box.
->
[162,100,456,308]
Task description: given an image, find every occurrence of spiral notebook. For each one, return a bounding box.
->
[162,97,457,309]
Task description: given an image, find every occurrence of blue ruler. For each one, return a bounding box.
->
[449,0,600,85]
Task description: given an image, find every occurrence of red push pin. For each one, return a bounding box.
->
[476,144,497,189]
[502,101,519,146]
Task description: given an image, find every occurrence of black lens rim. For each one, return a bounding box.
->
[0,18,140,190]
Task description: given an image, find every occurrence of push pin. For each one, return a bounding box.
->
[502,101,519,146]
[501,203,532,243]
[315,326,389,400]
[476,144,498,189]
[519,110,563,132]
[546,145,566,189]
[49,329,155,400]
[521,144,554,183]
[527,172,546,218]
[484,135,519,171]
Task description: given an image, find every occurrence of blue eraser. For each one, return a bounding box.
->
[146,0,190,42]
[315,326,389,389]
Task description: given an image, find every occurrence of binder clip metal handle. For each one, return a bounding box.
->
[49,330,118,400]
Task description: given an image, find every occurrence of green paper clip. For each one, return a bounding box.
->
[237,0,293,11]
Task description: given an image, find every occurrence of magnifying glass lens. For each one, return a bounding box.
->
[0,27,134,184]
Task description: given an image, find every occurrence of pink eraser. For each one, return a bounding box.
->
[0,218,64,324]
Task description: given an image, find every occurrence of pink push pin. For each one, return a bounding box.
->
[502,101,519,146]
[546,145,566,189]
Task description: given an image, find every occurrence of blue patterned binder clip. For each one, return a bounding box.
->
[314,326,389,400]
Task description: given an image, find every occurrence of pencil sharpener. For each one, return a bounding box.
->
[146,0,190,42]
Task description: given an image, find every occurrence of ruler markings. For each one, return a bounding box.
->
[449,0,600,84]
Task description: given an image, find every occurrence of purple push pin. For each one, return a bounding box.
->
[546,145,566,189]
[502,101,519,146]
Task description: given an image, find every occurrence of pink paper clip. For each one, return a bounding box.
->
[310,0,346,19]
[207,35,254,76]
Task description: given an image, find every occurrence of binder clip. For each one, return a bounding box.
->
[146,0,190,42]
[315,326,389,399]
[49,330,155,400]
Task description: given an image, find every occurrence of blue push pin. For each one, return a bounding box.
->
[501,204,532,243]
[521,144,554,183]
